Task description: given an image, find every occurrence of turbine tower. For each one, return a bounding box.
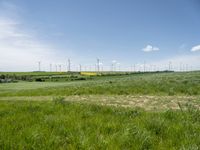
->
[79,64,82,72]
[97,58,100,72]
[59,65,61,72]
[169,61,172,71]
[50,64,52,72]
[55,65,57,72]
[38,61,41,72]
[143,61,146,72]
[68,59,71,72]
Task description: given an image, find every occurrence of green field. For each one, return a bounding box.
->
[0,71,200,97]
[0,71,200,149]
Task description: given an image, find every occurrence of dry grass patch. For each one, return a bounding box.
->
[0,95,199,111]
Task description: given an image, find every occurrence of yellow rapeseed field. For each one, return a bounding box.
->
[80,72,98,76]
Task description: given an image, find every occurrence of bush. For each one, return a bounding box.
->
[53,97,65,105]
[35,78,44,82]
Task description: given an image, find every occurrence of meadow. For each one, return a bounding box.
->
[0,71,200,97]
[0,71,200,149]
[1,100,200,149]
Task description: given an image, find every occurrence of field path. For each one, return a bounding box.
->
[0,95,199,111]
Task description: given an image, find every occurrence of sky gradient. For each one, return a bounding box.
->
[0,0,200,71]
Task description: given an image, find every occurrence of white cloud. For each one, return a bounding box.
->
[142,45,160,52]
[0,2,72,71]
[0,16,59,71]
[191,45,200,52]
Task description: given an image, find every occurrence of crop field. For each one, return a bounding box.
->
[0,71,200,149]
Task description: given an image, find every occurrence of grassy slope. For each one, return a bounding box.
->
[0,72,200,149]
[0,72,200,96]
[0,101,200,149]
[0,95,199,111]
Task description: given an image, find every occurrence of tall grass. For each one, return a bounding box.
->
[0,72,200,96]
[0,100,200,149]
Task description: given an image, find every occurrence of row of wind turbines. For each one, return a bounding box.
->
[37,59,195,72]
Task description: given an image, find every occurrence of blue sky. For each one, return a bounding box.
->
[0,0,200,71]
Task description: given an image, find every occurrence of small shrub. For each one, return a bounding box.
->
[53,97,65,105]
[35,78,44,82]
[77,77,86,80]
